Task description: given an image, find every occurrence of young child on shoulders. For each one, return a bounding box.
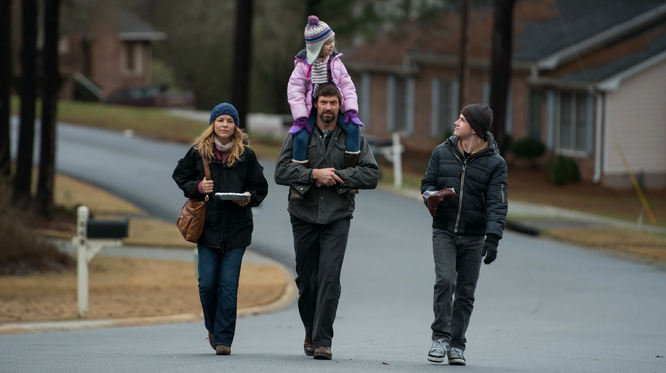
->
[286,15,364,200]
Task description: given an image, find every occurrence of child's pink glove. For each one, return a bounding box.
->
[344,111,364,127]
[288,117,310,134]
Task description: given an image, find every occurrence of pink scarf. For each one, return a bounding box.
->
[213,137,232,163]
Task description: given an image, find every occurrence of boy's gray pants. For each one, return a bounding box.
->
[431,228,484,350]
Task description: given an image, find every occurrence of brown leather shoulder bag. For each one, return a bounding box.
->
[177,155,211,243]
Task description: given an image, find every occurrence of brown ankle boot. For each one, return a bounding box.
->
[345,151,361,195]
[304,335,315,356]
[313,346,332,360]
[215,345,231,355]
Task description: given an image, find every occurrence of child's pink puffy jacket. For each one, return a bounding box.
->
[287,50,359,121]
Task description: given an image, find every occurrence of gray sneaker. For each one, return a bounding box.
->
[427,338,448,362]
[448,347,466,365]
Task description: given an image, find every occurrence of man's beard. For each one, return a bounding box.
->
[319,110,336,123]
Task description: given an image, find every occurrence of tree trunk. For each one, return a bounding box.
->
[306,0,320,17]
[34,0,60,220]
[230,0,253,130]
[13,0,38,208]
[489,0,514,155]
[0,0,12,179]
[457,0,470,110]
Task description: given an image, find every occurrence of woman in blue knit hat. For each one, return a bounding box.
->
[286,15,364,200]
[172,103,269,356]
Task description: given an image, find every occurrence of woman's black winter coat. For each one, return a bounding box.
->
[172,146,269,249]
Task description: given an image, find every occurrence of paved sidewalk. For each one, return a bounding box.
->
[379,184,666,235]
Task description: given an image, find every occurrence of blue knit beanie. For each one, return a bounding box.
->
[209,103,239,126]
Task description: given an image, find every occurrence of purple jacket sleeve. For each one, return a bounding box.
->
[332,59,359,115]
[287,61,310,121]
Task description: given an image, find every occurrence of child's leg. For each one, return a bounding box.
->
[338,119,361,154]
[289,129,310,200]
[337,118,362,195]
[292,129,310,162]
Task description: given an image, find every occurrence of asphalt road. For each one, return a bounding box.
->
[3,121,665,372]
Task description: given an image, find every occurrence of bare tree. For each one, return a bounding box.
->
[0,0,12,179]
[231,0,253,130]
[489,0,514,154]
[306,0,320,16]
[457,0,469,110]
[13,0,38,208]
[34,0,61,219]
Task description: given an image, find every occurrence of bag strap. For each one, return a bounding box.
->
[203,157,211,180]
[202,153,212,201]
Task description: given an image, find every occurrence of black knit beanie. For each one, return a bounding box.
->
[461,103,493,138]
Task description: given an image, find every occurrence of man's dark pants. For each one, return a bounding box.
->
[431,228,484,350]
[291,215,350,348]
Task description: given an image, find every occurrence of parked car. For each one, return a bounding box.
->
[104,85,196,109]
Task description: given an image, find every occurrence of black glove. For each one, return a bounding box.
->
[426,189,456,217]
[482,234,500,265]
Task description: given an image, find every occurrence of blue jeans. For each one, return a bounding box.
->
[197,244,246,347]
[292,110,361,161]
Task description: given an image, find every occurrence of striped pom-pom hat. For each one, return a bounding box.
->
[304,15,335,64]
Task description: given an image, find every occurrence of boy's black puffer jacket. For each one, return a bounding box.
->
[421,132,508,238]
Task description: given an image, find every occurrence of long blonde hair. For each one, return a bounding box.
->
[193,125,249,167]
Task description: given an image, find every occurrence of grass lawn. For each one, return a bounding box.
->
[0,255,286,323]
[544,227,666,262]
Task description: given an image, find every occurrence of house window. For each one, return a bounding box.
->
[387,75,414,134]
[557,91,593,154]
[122,42,143,75]
[58,37,69,55]
[430,78,458,139]
[528,89,542,140]
[394,77,408,132]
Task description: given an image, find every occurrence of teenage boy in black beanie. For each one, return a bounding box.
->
[421,103,508,365]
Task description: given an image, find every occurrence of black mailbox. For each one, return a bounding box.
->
[86,219,129,239]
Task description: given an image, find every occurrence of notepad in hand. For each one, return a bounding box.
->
[215,192,249,201]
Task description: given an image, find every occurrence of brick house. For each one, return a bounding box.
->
[59,8,166,100]
[12,6,165,101]
[344,0,666,189]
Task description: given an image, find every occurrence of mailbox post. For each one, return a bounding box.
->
[379,132,405,189]
[72,206,128,318]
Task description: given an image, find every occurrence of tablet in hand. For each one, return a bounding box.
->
[215,192,249,201]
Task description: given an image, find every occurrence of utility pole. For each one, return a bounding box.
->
[13,0,38,208]
[0,0,12,178]
[230,0,253,130]
[35,0,61,219]
[489,0,514,154]
[457,0,470,110]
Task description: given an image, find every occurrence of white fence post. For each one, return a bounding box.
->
[392,132,403,189]
[76,206,90,318]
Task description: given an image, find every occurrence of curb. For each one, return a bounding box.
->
[505,219,541,236]
[0,254,298,336]
[237,264,298,318]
